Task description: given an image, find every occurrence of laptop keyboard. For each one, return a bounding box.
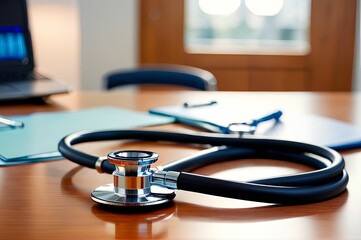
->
[0,72,48,83]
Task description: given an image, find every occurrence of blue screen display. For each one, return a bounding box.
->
[0,26,28,61]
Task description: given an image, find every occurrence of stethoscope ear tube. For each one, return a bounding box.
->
[176,171,348,204]
[160,145,348,204]
[58,129,349,206]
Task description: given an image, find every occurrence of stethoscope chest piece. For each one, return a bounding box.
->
[91,150,175,208]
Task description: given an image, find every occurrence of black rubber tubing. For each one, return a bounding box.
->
[58,129,348,205]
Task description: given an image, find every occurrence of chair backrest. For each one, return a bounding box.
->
[104,64,217,91]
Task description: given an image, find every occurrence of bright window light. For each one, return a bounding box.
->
[245,0,284,16]
[198,0,241,16]
[185,0,311,55]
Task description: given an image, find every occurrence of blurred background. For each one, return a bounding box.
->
[27,0,360,91]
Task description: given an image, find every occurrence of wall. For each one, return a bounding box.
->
[78,0,138,90]
[27,0,360,91]
[28,0,81,89]
[28,0,138,91]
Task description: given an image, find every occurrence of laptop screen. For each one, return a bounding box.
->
[0,0,34,72]
[0,26,29,63]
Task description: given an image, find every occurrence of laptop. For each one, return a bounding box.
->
[0,0,69,102]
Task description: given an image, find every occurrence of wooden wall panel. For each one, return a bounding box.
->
[210,69,250,90]
[249,70,309,91]
[309,0,356,91]
[211,69,308,91]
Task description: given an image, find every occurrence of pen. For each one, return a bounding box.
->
[0,116,24,128]
[183,100,217,108]
[252,110,283,126]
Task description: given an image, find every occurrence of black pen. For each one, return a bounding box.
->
[183,100,217,108]
[0,116,24,128]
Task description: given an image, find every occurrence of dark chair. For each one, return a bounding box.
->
[104,64,217,91]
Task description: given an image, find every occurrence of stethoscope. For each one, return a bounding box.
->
[59,127,348,210]
[58,129,349,210]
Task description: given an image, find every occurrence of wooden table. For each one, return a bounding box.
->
[1,91,361,240]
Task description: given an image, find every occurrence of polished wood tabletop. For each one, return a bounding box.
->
[1,91,361,240]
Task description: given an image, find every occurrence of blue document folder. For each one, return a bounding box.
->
[262,114,361,150]
[150,102,361,151]
[0,107,173,166]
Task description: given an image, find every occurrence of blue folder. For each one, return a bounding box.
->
[0,107,174,166]
[150,102,361,151]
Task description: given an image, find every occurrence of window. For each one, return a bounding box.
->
[185,0,311,55]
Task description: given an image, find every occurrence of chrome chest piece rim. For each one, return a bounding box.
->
[91,150,175,208]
